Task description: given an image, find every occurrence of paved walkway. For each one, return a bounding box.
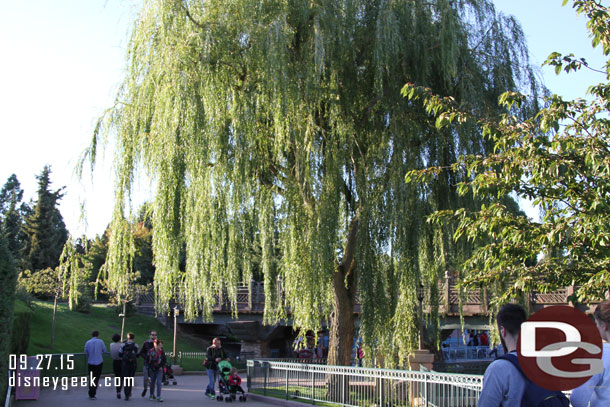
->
[14,374,279,407]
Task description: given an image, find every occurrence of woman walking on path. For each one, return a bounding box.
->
[204,337,227,399]
[109,333,123,399]
[147,339,167,402]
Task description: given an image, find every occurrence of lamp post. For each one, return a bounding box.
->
[417,282,425,350]
[173,306,179,365]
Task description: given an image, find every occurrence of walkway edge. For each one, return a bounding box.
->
[248,393,315,407]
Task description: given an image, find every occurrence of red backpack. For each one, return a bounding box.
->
[148,349,162,371]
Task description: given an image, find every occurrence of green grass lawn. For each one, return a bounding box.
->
[26,300,205,371]
[250,388,340,407]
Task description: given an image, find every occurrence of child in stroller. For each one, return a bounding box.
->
[216,360,246,402]
[162,364,177,386]
[228,367,247,402]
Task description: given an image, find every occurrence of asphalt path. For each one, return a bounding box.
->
[13,373,281,407]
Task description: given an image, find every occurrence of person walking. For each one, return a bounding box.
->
[478,304,527,406]
[204,337,227,399]
[119,332,139,401]
[84,330,107,400]
[478,303,568,407]
[147,339,167,402]
[139,330,157,397]
[571,300,610,406]
[109,333,123,399]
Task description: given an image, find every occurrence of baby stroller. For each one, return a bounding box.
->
[162,364,177,386]
[216,361,246,402]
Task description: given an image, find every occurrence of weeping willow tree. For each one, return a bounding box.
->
[87,0,540,366]
[57,236,86,310]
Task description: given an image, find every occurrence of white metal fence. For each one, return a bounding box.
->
[442,346,494,362]
[247,360,483,406]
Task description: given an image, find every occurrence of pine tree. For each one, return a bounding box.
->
[0,234,17,397]
[22,166,69,271]
[0,174,29,263]
[83,231,109,286]
[90,0,540,365]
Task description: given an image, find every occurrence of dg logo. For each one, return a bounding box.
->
[517,305,603,391]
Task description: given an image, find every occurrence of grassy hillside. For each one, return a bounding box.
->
[26,300,206,370]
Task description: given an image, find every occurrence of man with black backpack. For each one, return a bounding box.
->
[119,332,139,401]
[478,303,569,407]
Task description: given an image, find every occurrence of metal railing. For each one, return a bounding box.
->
[253,358,328,365]
[247,359,482,407]
[442,346,494,362]
[175,351,204,361]
[254,358,372,367]
[176,351,251,370]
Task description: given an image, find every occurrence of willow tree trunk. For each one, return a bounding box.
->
[326,217,358,402]
[327,264,356,366]
[120,300,126,341]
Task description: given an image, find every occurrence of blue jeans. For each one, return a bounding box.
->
[206,369,218,395]
[148,368,163,398]
[142,365,149,390]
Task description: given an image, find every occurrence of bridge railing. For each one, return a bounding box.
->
[247,359,482,407]
[140,281,595,316]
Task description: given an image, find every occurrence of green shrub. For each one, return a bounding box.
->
[113,301,137,316]
[10,300,33,355]
[15,283,35,307]
[0,235,17,398]
[74,295,92,313]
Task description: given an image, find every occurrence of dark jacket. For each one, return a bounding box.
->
[204,346,226,370]
[139,339,154,365]
[119,341,139,365]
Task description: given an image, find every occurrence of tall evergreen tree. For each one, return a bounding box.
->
[0,174,29,263]
[22,166,69,271]
[83,231,109,286]
[90,0,540,365]
[0,234,17,397]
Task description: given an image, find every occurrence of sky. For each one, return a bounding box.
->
[0,0,607,238]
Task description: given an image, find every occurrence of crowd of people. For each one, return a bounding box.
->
[82,299,610,406]
[292,331,327,359]
[84,329,169,401]
[464,329,489,347]
[83,332,245,402]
